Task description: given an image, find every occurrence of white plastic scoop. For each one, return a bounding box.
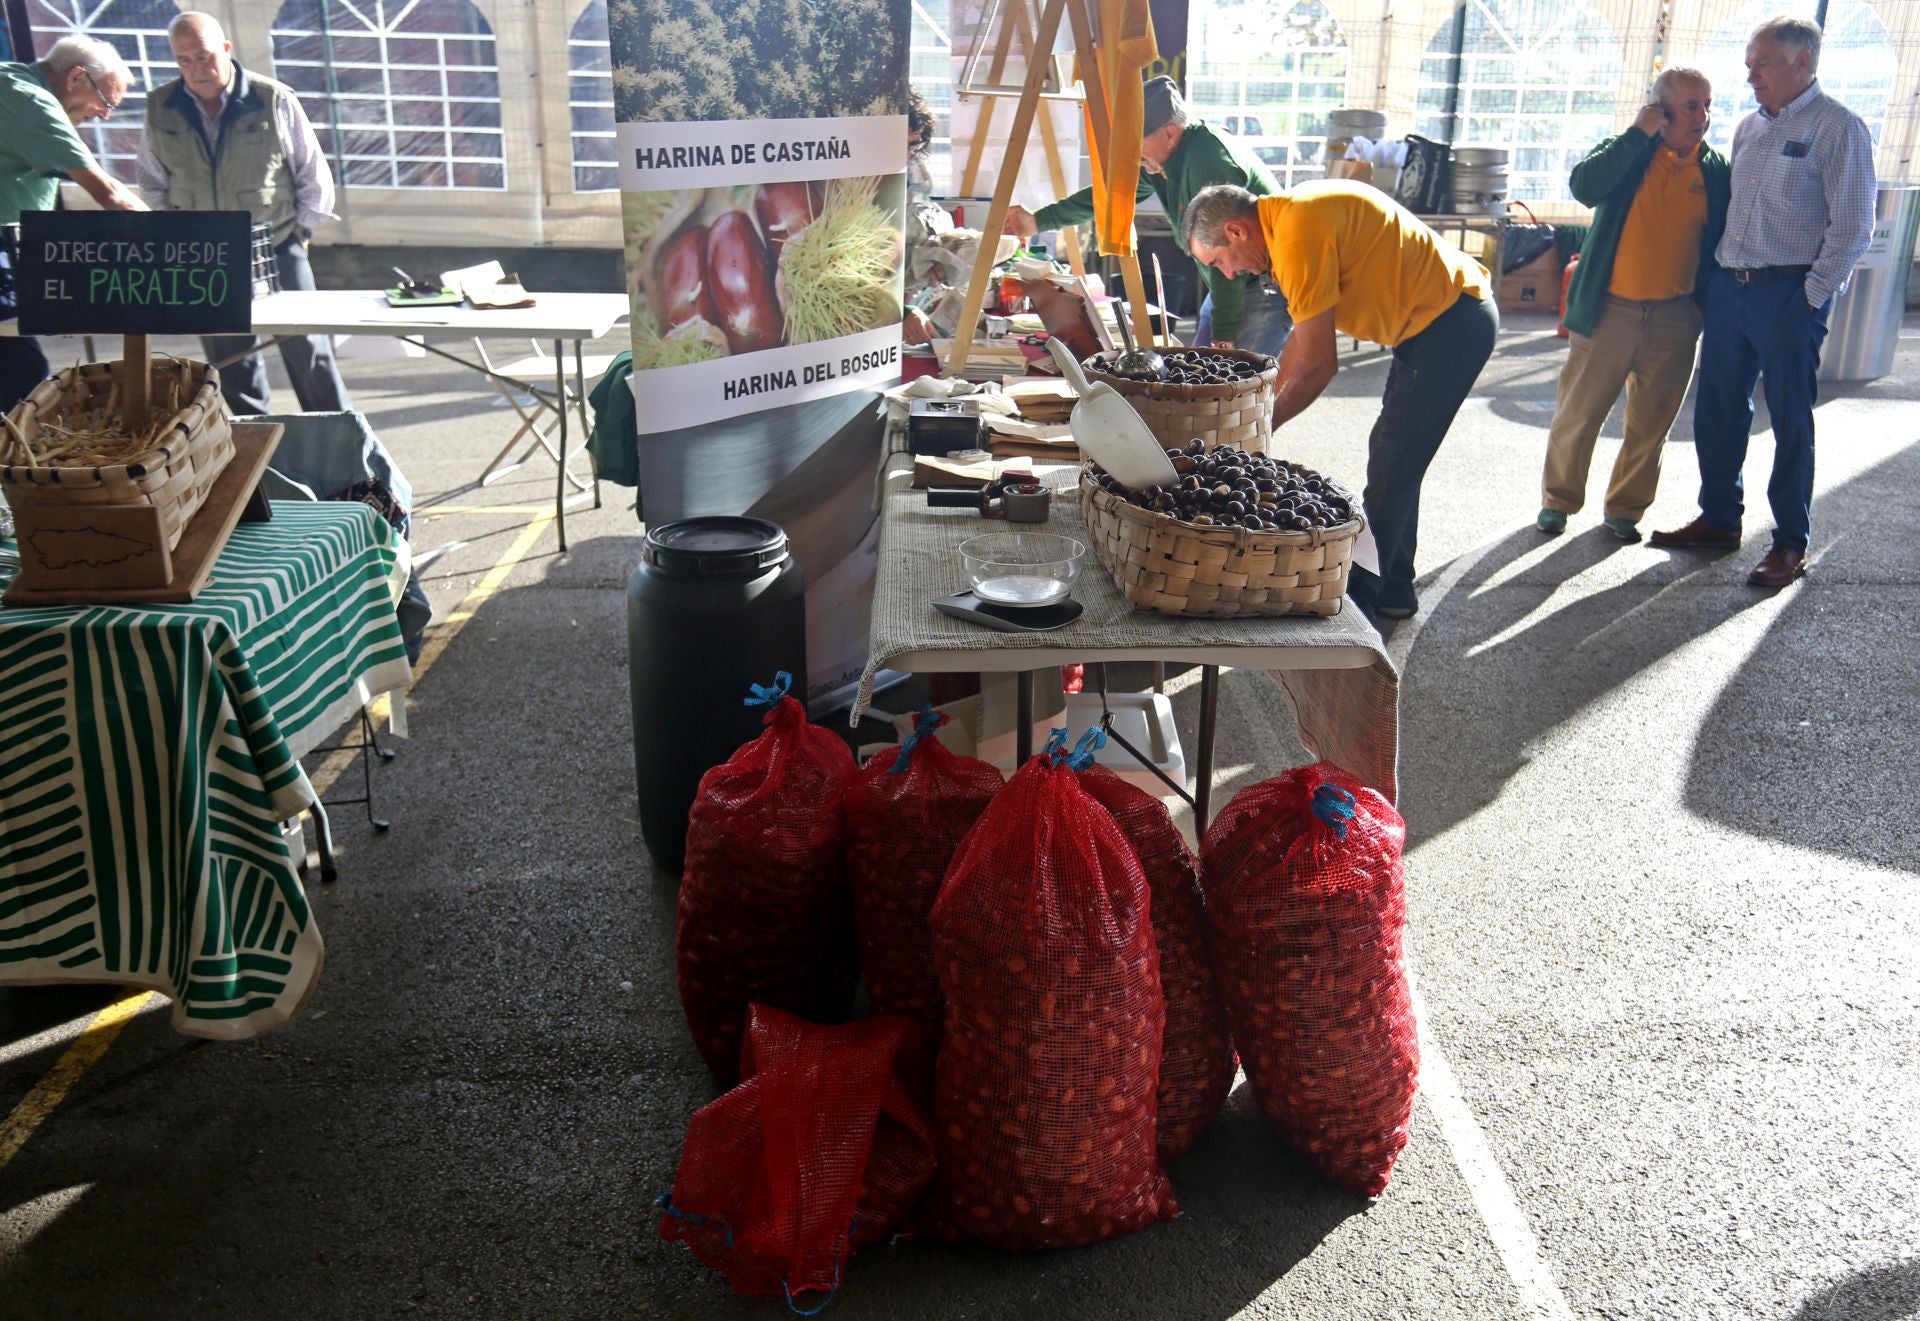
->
[1046,336,1179,491]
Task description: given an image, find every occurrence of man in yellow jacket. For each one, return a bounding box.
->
[1184,181,1497,621]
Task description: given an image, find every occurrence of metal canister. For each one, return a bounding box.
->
[626,516,807,873]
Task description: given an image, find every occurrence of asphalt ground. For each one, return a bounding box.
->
[2,314,1916,1320]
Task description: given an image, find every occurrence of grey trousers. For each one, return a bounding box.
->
[203,239,351,416]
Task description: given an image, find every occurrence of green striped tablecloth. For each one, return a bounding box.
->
[0,501,412,1039]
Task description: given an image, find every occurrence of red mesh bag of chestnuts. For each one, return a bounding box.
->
[676,673,859,1085]
[920,733,1176,1249]
[1077,764,1236,1162]
[658,1004,936,1307]
[1199,760,1419,1197]
[843,706,1003,1029]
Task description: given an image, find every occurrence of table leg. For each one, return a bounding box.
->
[574,340,601,510]
[554,338,569,552]
[1194,664,1220,834]
[1016,668,1033,764]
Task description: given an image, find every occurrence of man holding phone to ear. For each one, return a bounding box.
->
[1649,15,1875,588]
[1537,66,1728,544]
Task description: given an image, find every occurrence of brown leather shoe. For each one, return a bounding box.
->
[1648,516,1741,550]
[1747,545,1807,588]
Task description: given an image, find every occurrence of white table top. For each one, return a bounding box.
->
[248,289,630,340]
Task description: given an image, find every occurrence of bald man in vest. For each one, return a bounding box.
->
[137,11,350,416]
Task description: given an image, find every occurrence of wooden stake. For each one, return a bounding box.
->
[122,334,151,435]
[958,2,1021,198]
[1008,0,1086,277]
[945,0,1071,379]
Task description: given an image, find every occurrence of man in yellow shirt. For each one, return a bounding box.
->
[1538,67,1729,543]
[1184,180,1497,620]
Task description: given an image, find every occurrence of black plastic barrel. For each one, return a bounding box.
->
[627,516,806,873]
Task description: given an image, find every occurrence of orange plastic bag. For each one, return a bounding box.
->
[921,735,1175,1248]
[1201,761,1418,1196]
[843,707,1002,1028]
[1078,764,1234,1161]
[676,673,858,1084]
[659,1005,936,1306]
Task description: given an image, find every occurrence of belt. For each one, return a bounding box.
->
[1726,265,1811,286]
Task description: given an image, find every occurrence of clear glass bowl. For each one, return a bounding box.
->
[958,531,1085,607]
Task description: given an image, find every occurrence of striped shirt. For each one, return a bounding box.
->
[1717,82,1876,308]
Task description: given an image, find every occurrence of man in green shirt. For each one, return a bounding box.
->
[1,35,147,410]
[1003,76,1290,356]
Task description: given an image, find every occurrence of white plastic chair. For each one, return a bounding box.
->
[440,261,614,500]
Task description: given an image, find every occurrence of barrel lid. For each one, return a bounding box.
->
[644,516,789,577]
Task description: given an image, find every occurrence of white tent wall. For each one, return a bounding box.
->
[34,0,1917,251]
[43,0,622,249]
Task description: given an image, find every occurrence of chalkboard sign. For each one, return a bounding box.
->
[17,210,252,336]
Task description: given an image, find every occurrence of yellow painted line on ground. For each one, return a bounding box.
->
[0,992,156,1170]
[0,514,556,1174]
[306,513,554,794]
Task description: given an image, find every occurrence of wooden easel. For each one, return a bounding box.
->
[945,0,1158,378]
[955,0,1086,278]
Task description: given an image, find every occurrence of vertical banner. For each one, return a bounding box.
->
[609,0,912,708]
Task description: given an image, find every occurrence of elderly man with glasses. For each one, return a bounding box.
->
[137,10,350,416]
[0,35,148,410]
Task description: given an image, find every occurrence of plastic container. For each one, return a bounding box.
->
[958,531,1084,606]
[627,516,807,873]
[1820,182,1920,383]
[1061,691,1186,796]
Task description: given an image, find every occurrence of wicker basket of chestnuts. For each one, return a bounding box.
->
[1078,439,1363,618]
[1083,347,1280,454]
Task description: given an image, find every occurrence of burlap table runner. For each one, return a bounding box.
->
[852,460,1401,801]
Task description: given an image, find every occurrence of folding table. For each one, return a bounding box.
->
[237,289,631,550]
[852,460,1401,825]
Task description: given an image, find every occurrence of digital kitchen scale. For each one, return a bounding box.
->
[932,590,1084,632]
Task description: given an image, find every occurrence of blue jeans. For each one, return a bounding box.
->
[1691,267,1830,553]
[1196,283,1292,357]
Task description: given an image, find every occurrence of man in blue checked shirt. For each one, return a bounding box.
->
[1648,14,1875,589]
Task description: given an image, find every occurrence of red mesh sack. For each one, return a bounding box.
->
[677,673,858,1085]
[1078,765,1235,1162]
[843,706,1003,1027]
[1199,760,1418,1197]
[921,739,1176,1249]
[658,1004,937,1306]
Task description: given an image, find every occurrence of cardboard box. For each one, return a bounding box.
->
[1500,248,1564,314]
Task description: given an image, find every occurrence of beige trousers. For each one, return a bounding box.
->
[1540,293,1704,521]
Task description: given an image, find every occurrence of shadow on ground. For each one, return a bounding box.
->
[1786,1257,1920,1321]
[1683,437,1920,872]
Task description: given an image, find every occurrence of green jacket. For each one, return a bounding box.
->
[1562,128,1729,338]
[1033,120,1277,343]
[586,350,639,492]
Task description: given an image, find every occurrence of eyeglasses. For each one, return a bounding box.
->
[81,68,122,114]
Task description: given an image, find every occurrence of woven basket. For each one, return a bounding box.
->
[1083,347,1279,454]
[1,359,231,554]
[1078,462,1360,618]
